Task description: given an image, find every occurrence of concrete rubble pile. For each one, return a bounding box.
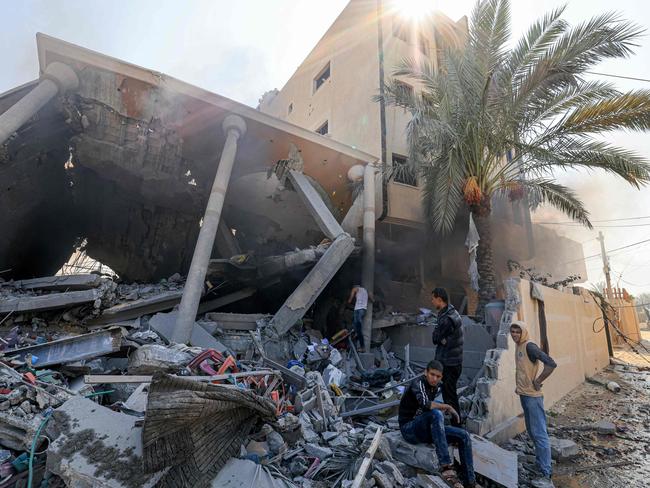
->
[0,271,515,488]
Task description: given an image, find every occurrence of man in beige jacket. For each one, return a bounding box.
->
[510,321,557,488]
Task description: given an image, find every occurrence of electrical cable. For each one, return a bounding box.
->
[562,237,650,265]
[534,214,650,224]
[586,71,650,83]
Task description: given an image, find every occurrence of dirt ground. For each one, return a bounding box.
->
[545,330,650,488]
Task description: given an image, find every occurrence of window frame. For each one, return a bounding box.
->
[313,62,331,93]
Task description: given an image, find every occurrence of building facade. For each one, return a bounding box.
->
[259,0,586,312]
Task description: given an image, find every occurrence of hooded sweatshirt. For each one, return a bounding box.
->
[512,321,556,397]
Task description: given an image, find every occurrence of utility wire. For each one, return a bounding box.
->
[587,71,650,83]
[534,214,650,224]
[562,237,650,265]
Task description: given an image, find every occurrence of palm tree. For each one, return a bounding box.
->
[379,0,650,316]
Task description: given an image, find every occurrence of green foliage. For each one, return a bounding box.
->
[377,0,650,235]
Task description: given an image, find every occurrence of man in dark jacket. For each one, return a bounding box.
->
[431,287,464,426]
[399,360,479,488]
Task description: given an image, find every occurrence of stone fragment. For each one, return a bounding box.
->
[322,431,338,442]
[549,437,579,461]
[304,443,333,459]
[299,413,319,443]
[19,401,32,415]
[384,431,438,472]
[378,461,405,486]
[127,344,192,374]
[372,470,393,488]
[595,420,616,435]
[329,434,351,448]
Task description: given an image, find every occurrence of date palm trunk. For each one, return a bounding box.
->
[473,210,497,319]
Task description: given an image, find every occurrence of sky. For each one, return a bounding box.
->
[2,0,650,295]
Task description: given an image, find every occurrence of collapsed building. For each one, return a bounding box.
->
[0,12,639,488]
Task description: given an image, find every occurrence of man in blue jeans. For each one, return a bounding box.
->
[348,284,369,352]
[510,321,557,488]
[399,360,480,488]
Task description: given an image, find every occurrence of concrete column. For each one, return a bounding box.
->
[173,114,247,344]
[0,62,79,145]
[362,163,377,349]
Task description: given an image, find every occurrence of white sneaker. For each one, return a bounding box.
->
[530,477,555,488]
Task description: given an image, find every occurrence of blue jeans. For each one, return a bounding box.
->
[401,410,475,484]
[353,309,366,349]
[520,395,552,477]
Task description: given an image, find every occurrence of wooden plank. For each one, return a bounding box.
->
[84,370,280,384]
[7,274,103,291]
[351,427,383,488]
[0,289,100,313]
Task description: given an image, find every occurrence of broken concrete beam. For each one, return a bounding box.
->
[6,274,104,291]
[0,289,101,313]
[204,312,270,330]
[288,170,344,240]
[454,434,518,488]
[5,328,122,368]
[197,287,257,314]
[149,311,227,352]
[0,411,42,451]
[272,234,354,335]
[46,396,163,488]
[90,290,183,324]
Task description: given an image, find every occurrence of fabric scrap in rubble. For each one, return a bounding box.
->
[142,373,277,488]
[465,212,480,292]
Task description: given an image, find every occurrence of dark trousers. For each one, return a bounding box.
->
[401,410,475,485]
[441,364,462,427]
[352,308,366,349]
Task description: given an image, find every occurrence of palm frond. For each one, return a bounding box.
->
[521,179,592,228]
[520,139,650,187]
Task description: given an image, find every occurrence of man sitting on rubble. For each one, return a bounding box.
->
[399,360,480,488]
[348,284,370,352]
[509,321,557,488]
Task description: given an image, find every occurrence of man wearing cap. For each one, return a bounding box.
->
[509,320,557,488]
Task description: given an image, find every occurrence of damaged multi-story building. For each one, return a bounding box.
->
[258,0,588,314]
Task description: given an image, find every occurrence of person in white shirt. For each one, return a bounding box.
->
[348,284,369,352]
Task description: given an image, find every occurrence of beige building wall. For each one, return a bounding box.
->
[475,279,610,435]
[259,0,382,157]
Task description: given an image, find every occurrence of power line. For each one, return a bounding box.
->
[534,214,650,224]
[534,222,650,228]
[562,236,650,265]
[587,71,650,83]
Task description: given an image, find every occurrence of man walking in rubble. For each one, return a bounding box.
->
[510,321,557,488]
[348,284,370,352]
[431,287,464,426]
[399,360,481,488]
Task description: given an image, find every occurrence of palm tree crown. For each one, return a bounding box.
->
[379,0,650,315]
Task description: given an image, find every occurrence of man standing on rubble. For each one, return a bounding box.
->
[399,360,480,488]
[348,284,370,352]
[431,287,464,426]
[510,321,557,488]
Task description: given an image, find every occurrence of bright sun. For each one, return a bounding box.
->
[397,0,435,20]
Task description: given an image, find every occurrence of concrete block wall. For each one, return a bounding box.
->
[468,278,610,436]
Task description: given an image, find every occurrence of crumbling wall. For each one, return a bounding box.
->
[0,86,78,279]
[467,278,609,436]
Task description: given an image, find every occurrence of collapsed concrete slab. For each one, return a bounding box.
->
[6,274,103,291]
[46,396,163,488]
[0,289,101,313]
